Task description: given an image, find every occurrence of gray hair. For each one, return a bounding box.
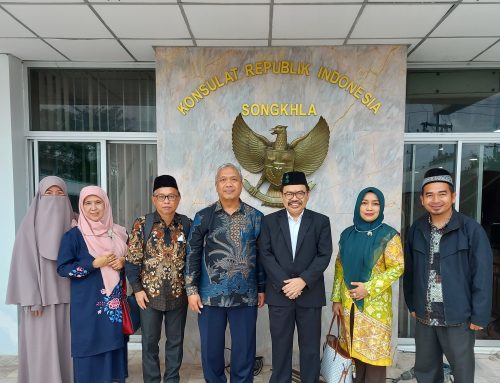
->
[215,163,243,184]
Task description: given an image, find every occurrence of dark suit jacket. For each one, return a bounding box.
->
[258,208,333,307]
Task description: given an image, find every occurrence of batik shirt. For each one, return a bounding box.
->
[126,212,191,311]
[419,216,449,326]
[185,200,265,307]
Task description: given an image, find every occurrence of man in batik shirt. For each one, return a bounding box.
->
[185,163,265,383]
[404,168,492,383]
[126,175,191,383]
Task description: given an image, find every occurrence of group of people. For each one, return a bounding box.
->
[6,164,492,383]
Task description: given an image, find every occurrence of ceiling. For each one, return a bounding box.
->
[0,0,500,64]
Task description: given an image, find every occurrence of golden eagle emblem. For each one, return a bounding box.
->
[232,113,330,207]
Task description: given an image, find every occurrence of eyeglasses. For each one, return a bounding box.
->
[154,193,178,202]
[282,191,307,200]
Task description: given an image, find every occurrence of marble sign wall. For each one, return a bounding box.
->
[156,46,407,365]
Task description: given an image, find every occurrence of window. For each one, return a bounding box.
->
[29,69,156,132]
[29,68,157,228]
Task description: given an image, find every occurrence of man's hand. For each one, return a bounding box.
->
[188,294,203,314]
[257,293,265,308]
[134,290,149,310]
[470,323,483,331]
[410,311,416,318]
[349,282,368,301]
[332,302,343,317]
[282,277,306,299]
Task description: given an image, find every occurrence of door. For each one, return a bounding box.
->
[399,141,500,342]
[459,143,500,339]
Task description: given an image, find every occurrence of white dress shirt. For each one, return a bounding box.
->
[287,210,304,260]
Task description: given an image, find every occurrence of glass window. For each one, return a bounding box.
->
[460,143,500,237]
[29,69,156,132]
[406,70,500,133]
[37,141,100,209]
[107,143,157,230]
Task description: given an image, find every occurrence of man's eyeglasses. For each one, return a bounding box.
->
[154,193,178,202]
[282,191,307,200]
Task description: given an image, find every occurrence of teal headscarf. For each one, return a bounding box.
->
[338,187,397,311]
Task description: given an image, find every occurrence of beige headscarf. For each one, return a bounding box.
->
[6,176,75,307]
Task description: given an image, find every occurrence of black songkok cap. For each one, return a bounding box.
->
[282,171,307,187]
[422,168,454,189]
[153,175,178,192]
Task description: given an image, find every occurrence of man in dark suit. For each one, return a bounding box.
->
[259,171,333,383]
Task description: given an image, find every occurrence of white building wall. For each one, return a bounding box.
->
[0,54,29,355]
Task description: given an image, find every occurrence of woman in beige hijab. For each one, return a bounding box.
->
[6,176,75,383]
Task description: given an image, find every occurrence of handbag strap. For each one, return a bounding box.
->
[120,273,128,299]
[327,313,342,336]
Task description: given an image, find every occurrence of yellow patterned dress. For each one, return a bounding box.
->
[331,234,404,366]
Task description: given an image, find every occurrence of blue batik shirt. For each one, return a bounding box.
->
[185,200,265,307]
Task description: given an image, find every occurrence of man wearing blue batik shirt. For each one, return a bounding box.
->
[185,163,265,383]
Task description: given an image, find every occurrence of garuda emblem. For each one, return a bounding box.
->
[232,113,330,207]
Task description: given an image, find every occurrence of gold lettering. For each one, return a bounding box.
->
[370,102,381,114]
[318,66,329,81]
[353,86,364,99]
[346,81,357,94]
[245,64,255,77]
[281,61,289,74]
[191,89,203,102]
[241,104,250,116]
[199,83,210,96]
[263,61,272,74]
[240,103,317,116]
[271,104,279,116]
[308,103,317,115]
[261,103,269,116]
[255,61,264,75]
[302,63,311,76]
[224,71,236,83]
[184,96,195,108]
[177,103,188,115]
[215,76,224,88]
[329,70,340,84]
[230,67,239,81]
[272,62,280,74]
[207,78,217,91]
[280,104,288,116]
[362,92,373,105]
[289,61,297,75]
[338,76,349,89]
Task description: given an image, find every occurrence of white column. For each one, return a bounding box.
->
[0,54,28,355]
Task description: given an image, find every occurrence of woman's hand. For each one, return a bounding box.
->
[92,255,110,268]
[332,302,343,317]
[109,255,125,271]
[349,282,368,301]
[31,306,43,317]
[92,252,115,268]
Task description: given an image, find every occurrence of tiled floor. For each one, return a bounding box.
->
[2,350,500,382]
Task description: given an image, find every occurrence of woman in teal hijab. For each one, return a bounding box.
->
[331,187,404,383]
